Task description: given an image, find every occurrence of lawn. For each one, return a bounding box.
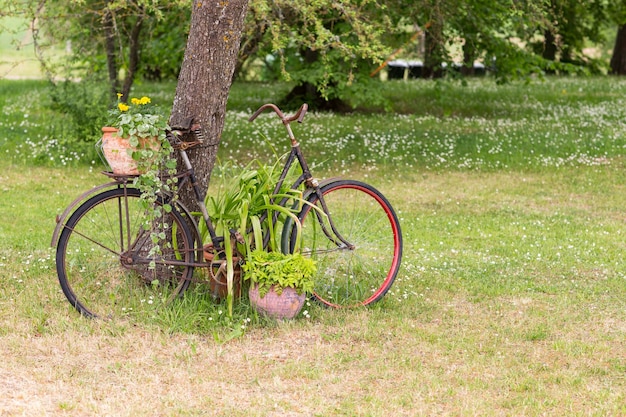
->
[1,77,625,415]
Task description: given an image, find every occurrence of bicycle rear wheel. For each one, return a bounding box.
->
[55,187,195,319]
[285,179,402,308]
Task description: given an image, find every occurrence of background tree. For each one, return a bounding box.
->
[1,1,191,149]
[383,0,545,79]
[531,0,605,71]
[34,0,189,100]
[237,0,392,110]
[6,0,626,116]
[384,0,606,81]
[608,2,626,75]
[7,0,617,103]
[421,0,446,78]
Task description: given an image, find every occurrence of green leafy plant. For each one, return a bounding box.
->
[108,94,178,268]
[199,158,296,314]
[48,80,110,142]
[242,249,316,298]
[200,156,305,253]
[198,155,323,315]
[108,94,168,149]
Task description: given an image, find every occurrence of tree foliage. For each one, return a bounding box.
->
[6,0,626,111]
[239,0,393,108]
[385,0,566,80]
[6,0,189,99]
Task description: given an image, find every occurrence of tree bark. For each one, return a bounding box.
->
[103,8,119,101]
[610,24,626,75]
[170,0,249,211]
[121,13,144,100]
[542,29,557,61]
[423,19,444,78]
[461,37,476,76]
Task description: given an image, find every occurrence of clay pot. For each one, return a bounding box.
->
[101,127,159,175]
[248,284,306,319]
[203,245,242,300]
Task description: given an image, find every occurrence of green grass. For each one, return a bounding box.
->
[5,77,626,172]
[1,77,626,415]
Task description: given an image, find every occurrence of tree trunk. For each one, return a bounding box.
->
[610,24,626,75]
[542,29,557,61]
[121,13,144,100]
[423,19,444,78]
[169,0,249,212]
[461,37,476,76]
[103,8,119,101]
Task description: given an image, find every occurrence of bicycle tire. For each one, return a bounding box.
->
[284,179,402,308]
[56,187,195,319]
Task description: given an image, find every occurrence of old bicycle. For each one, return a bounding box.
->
[51,103,403,319]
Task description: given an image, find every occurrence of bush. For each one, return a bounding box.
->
[47,80,110,142]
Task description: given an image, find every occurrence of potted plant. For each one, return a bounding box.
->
[198,157,320,317]
[243,249,316,319]
[101,94,178,269]
[101,94,173,176]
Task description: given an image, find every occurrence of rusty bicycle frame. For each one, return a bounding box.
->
[51,103,353,273]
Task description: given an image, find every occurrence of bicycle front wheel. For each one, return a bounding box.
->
[287,180,402,308]
[56,187,195,319]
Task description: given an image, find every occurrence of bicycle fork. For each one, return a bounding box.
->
[285,143,356,253]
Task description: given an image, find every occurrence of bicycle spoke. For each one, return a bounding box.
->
[289,180,402,308]
[56,188,194,319]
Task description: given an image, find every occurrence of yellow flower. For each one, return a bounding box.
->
[118,103,130,112]
[139,96,151,105]
[131,97,141,105]
[117,92,123,99]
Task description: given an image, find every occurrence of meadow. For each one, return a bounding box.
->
[1,77,625,415]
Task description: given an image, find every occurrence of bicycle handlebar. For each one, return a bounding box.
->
[249,103,308,125]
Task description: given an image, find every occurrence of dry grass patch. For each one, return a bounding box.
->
[2,157,626,415]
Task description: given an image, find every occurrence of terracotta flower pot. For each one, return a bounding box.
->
[101,127,160,175]
[203,245,242,300]
[248,284,306,319]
